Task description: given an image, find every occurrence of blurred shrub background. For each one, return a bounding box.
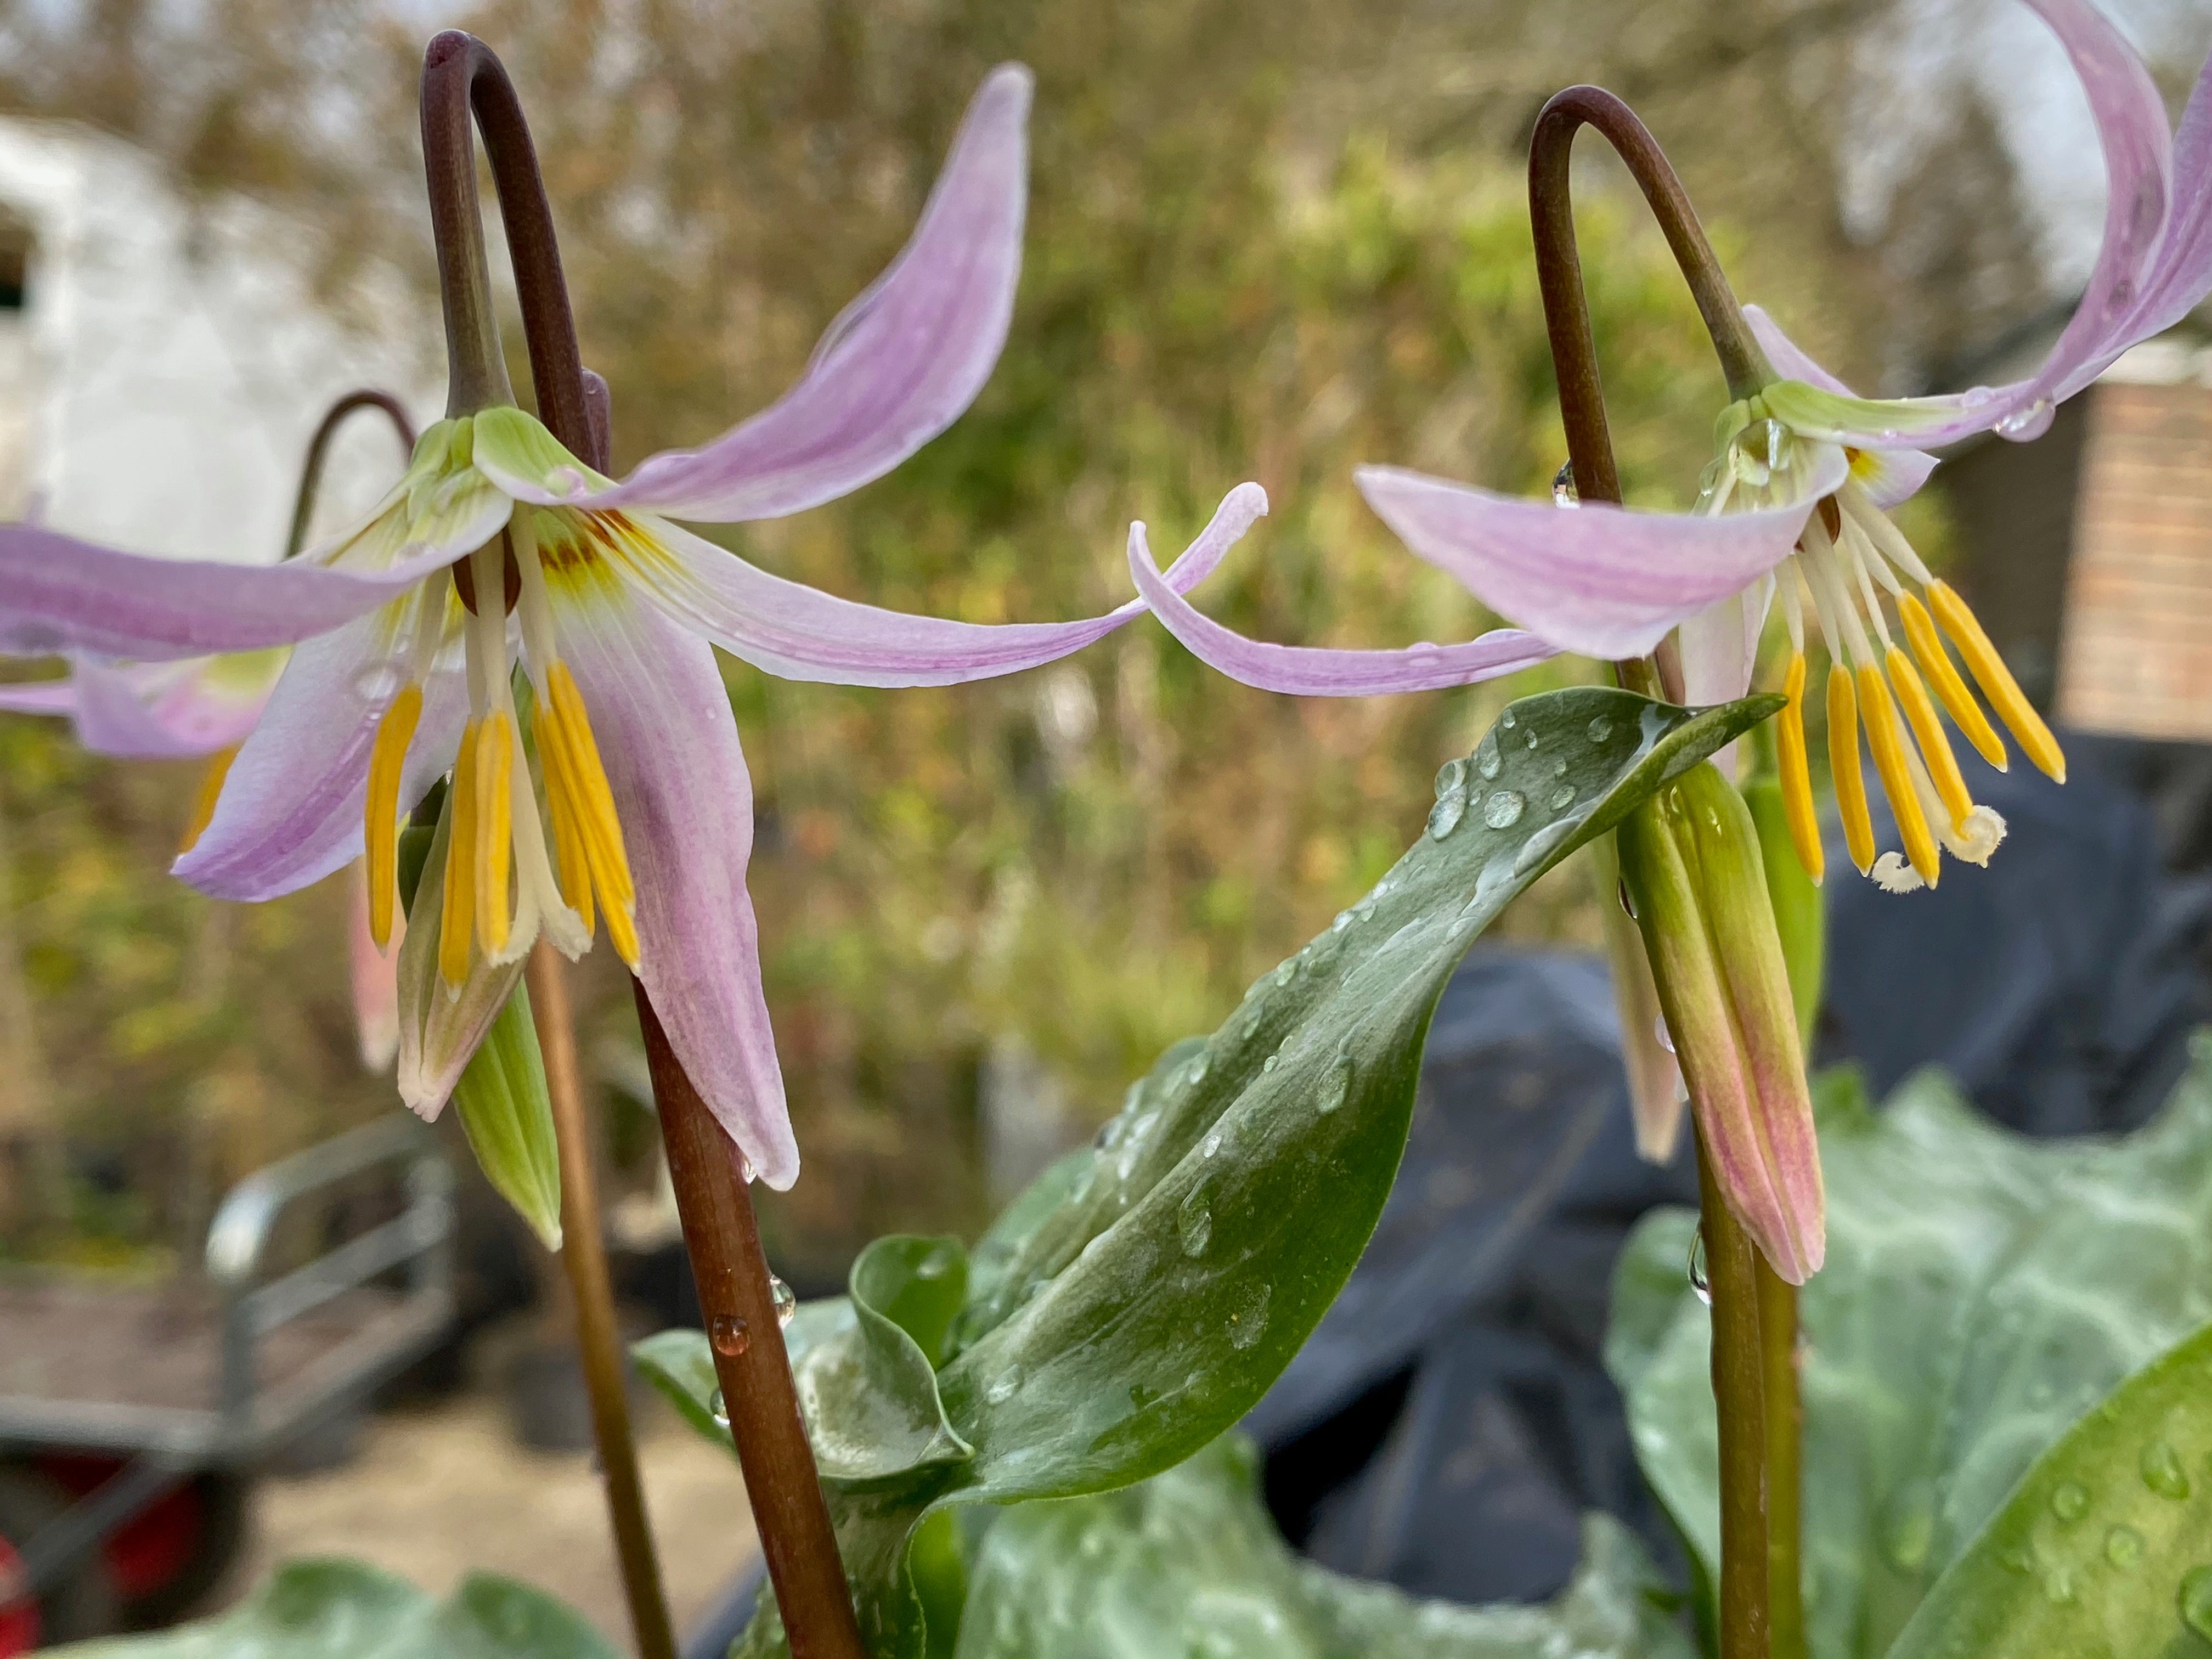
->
[0,0,2187,1271]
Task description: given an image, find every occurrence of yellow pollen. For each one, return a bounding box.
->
[1827,663,1876,876]
[180,744,239,856]
[541,661,639,965]
[474,712,515,958]
[364,684,424,950]
[1776,653,1823,885]
[1857,664,1939,886]
[543,771,595,938]
[441,721,479,987]
[1927,580,2066,783]
[1898,593,2006,770]
[1886,648,1973,833]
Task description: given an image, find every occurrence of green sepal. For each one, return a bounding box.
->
[449,982,564,1252]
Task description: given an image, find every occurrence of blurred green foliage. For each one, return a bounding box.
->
[0,0,2064,1262]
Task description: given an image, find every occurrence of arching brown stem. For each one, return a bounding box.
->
[284,390,416,558]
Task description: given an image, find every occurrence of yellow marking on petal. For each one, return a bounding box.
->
[1827,664,1876,876]
[1776,653,1823,885]
[1927,580,2066,782]
[441,721,478,988]
[1898,592,2005,770]
[1886,648,1972,833]
[474,711,514,957]
[1857,664,1939,886]
[363,684,424,950]
[179,744,239,856]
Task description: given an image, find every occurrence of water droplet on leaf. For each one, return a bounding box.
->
[986,1369,1020,1405]
[1475,741,1503,781]
[1500,709,1516,730]
[1587,715,1613,744]
[1548,783,1576,811]
[1227,1282,1271,1351]
[709,1314,751,1357]
[2144,1440,2192,1500]
[709,1389,730,1429]
[1177,1186,1213,1258]
[1427,794,1466,839]
[1435,758,1466,799]
[2051,1482,2090,1522]
[1482,790,1525,828]
[2179,1565,2212,1637]
[1319,1047,1354,1115]
[2107,1525,2146,1568]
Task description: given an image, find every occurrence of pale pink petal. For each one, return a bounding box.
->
[608,489,1242,686]
[0,657,278,759]
[1677,591,1757,709]
[1743,306,1940,507]
[1125,487,1554,694]
[492,66,1031,523]
[1355,449,1846,662]
[0,679,79,719]
[174,612,466,902]
[554,585,798,1189]
[0,523,483,662]
[2116,52,2212,343]
[350,862,401,1074]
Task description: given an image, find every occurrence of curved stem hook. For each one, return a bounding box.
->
[284,390,417,559]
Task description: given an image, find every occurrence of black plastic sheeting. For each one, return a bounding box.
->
[1250,749,2212,1606]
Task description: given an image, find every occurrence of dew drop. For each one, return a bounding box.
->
[1227,1282,1271,1351]
[1319,1046,1355,1115]
[2144,1440,2192,1501]
[1548,783,1576,811]
[1435,758,1467,799]
[1524,729,1539,750]
[1618,878,1638,921]
[1475,740,1503,781]
[1552,757,1569,777]
[2107,1525,2146,1568]
[709,1314,751,1358]
[1654,1017,1675,1054]
[1883,1481,1937,1572]
[1552,461,1578,507]
[2179,1565,2212,1638]
[1500,708,1517,729]
[1177,1187,1214,1259]
[1482,790,1525,829]
[2051,1481,2090,1522]
[1262,1052,1279,1074]
[1200,1130,1223,1159]
[1186,1053,1211,1087]
[350,659,407,703]
[1687,1230,1711,1306]
[1427,793,1466,840]
[771,1276,797,1329]
[1995,398,2055,441]
[709,1388,730,1429]
[1587,715,1613,744]
[2042,1565,2076,1606]
[986,1369,1020,1406]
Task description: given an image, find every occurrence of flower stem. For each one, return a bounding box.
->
[526,944,679,1659]
[1756,1259,1805,1659]
[1527,86,1773,410]
[1697,1126,1772,1659]
[635,987,866,1659]
[284,391,416,559]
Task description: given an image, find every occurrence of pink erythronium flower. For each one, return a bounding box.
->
[1355,0,2212,897]
[0,65,1240,1189]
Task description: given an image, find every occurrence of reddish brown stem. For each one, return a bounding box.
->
[284,391,417,558]
[635,987,865,1659]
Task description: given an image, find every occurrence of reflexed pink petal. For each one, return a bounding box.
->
[1125,487,1554,694]
[0,523,482,662]
[0,656,280,759]
[554,585,799,1189]
[1355,450,1844,662]
[2116,51,2212,344]
[0,679,78,719]
[1742,307,1942,507]
[174,611,466,902]
[351,862,402,1074]
[492,66,1032,524]
[607,491,1234,686]
[1742,304,1853,396]
[66,661,219,758]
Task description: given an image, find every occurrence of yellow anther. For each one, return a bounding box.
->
[1898,593,2005,770]
[1886,648,1973,833]
[535,661,640,966]
[441,722,478,987]
[1927,580,2066,783]
[1857,664,1940,887]
[180,744,239,856]
[1776,653,1823,884]
[364,684,424,950]
[475,711,514,957]
[1827,664,1875,876]
[544,778,595,937]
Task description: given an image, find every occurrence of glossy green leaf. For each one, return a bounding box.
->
[1886,1319,2212,1657]
[58,1558,619,1657]
[936,687,1776,1507]
[450,983,564,1252]
[956,1433,1695,1658]
[1609,1047,2212,1658]
[632,1324,733,1454]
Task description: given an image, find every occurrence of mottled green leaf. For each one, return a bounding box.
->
[956,1434,1695,1658]
[57,1559,618,1657]
[1609,1047,2212,1658]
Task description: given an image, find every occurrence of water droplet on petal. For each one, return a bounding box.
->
[710,1314,751,1357]
[709,1388,730,1429]
[771,1277,797,1329]
[2106,1525,2145,1568]
[2179,1565,2212,1637]
[1177,1186,1214,1258]
[1995,398,2054,441]
[1482,790,1525,828]
[1427,793,1466,840]
[2144,1440,2192,1500]
[2051,1482,2090,1522]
